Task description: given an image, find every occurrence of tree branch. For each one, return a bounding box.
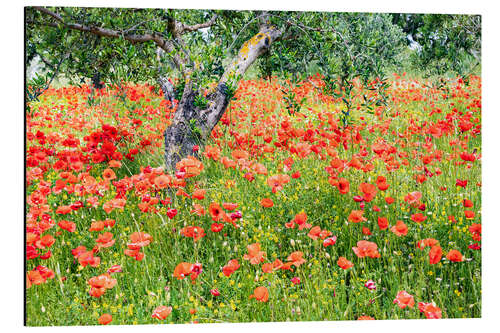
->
[27,49,71,102]
[31,6,189,76]
[199,22,283,135]
[180,14,218,33]
[219,25,282,84]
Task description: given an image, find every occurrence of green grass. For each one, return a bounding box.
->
[25,74,481,325]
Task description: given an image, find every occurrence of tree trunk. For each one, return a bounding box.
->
[163,120,200,170]
[157,75,176,108]
[163,83,232,170]
[163,22,282,171]
[163,87,198,170]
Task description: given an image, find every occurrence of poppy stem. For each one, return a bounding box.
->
[345,270,351,305]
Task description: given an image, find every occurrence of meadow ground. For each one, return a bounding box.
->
[25,74,481,325]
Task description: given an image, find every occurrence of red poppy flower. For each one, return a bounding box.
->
[96,232,115,248]
[308,226,322,240]
[58,220,76,232]
[243,243,266,265]
[191,189,206,200]
[358,316,375,320]
[446,249,463,262]
[411,213,427,223]
[416,238,439,250]
[260,198,274,208]
[287,251,306,267]
[210,288,221,296]
[378,217,389,230]
[323,236,337,247]
[222,202,238,211]
[359,183,378,202]
[127,232,152,249]
[463,199,473,208]
[56,205,72,214]
[211,223,224,232]
[286,212,311,230]
[336,178,350,194]
[107,265,122,274]
[249,286,269,302]
[151,306,172,320]
[464,210,475,219]
[266,174,290,193]
[222,259,240,277]
[337,257,354,270]
[418,302,442,319]
[262,263,274,273]
[89,220,105,232]
[404,191,422,205]
[429,245,442,264]
[180,226,206,241]
[393,291,415,309]
[359,226,371,236]
[98,313,112,325]
[348,210,367,223]
[209,202,223,221]
[352,240,380,258]
[391,220,408,236]
[102,168,116,181]
[167,208,178,219]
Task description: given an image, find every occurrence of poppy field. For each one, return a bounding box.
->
[25,73,481,326]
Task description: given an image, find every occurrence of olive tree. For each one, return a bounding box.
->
[392,13,481,76]
[26,7,406,169]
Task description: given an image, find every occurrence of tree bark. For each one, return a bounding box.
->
[157,75,176,108]
[163,88,199,170]
[162,82,232,170]
[163,24,282,170]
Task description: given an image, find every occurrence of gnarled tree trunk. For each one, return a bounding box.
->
[163,23,282,170]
